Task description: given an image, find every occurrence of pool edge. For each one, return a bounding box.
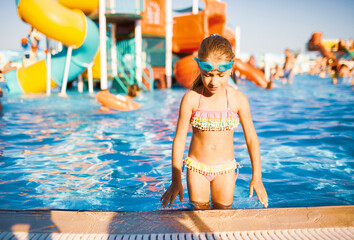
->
[0,205,353,234]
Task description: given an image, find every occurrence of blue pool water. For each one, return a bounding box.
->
[0,75,353,211]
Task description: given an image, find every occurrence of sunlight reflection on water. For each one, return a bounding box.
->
[0,75,353,210]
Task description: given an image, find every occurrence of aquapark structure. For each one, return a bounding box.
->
[5,0,169,95]
[307,31,354,69]
[3,0,269,95]
[172,0,269,89]
[5,0,100,94]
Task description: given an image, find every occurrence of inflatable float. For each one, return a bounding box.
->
[96,90,141,111]
[4,0,99,94]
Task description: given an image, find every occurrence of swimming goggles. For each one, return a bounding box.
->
[193,57,233,72]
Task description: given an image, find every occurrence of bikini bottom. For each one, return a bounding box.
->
[183,156,240,182]
[283,69,292,78]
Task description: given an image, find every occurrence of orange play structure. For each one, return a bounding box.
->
[141,0,166,36]
[173,54,200,89]
[172,1,234,53]
[173,0,267,88]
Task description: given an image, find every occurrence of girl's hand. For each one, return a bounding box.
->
[249,178,268,208]
[160,181,183,208]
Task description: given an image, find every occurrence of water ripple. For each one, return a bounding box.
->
[0,75,353,210]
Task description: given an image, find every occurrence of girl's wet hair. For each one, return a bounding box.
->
[192,34,235,90]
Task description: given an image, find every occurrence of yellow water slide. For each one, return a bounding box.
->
[5,0,99,93]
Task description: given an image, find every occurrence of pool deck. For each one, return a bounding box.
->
[0,205,353,238]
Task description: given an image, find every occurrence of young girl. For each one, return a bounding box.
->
[160,34,268,209]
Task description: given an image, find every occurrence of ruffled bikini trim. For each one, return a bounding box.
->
[183,157,238,176]
[190,114,239,131]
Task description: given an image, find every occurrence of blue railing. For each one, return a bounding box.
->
[106,0,144,14]
[116,38,135,85]
[113,38,154,92]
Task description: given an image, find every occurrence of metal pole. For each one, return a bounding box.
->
[46,38,51,95]
[235,26,240,58]
[264,53,271,81]
[99,0,108,90]
[192,0,199,14]
[59,46,72,97]
[109,0,115,13]
[135,19,142,86]
[88,63,94,93]
[77,74,83,93]
[111,24,118,77]
[165,0,172,88]
[136,0,141,13]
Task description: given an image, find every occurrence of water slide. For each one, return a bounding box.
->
[307,32,337,62]
[234,59,268,88]
[5,0,99,94]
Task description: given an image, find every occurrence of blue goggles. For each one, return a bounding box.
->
[193,57,233,72]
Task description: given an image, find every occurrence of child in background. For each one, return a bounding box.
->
[282,49,295,84]
[22,27,41,67]
[160,34,268,209]
[271,64,284,81]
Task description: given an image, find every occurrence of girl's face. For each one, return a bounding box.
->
[200,54,232,93]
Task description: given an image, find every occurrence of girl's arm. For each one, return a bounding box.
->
[238,92,268,208]
[161,93,193,208]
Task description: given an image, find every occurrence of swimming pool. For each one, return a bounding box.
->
[0,75,353,211]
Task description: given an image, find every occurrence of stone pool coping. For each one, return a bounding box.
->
[0,205,352,234]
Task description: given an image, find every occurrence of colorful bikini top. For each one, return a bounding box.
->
[190,87,239,131]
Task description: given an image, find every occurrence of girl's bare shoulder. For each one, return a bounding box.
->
[181,88,202,106]
[227,86,248,102]
[227,86,249,111]
[181,89,201,111]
